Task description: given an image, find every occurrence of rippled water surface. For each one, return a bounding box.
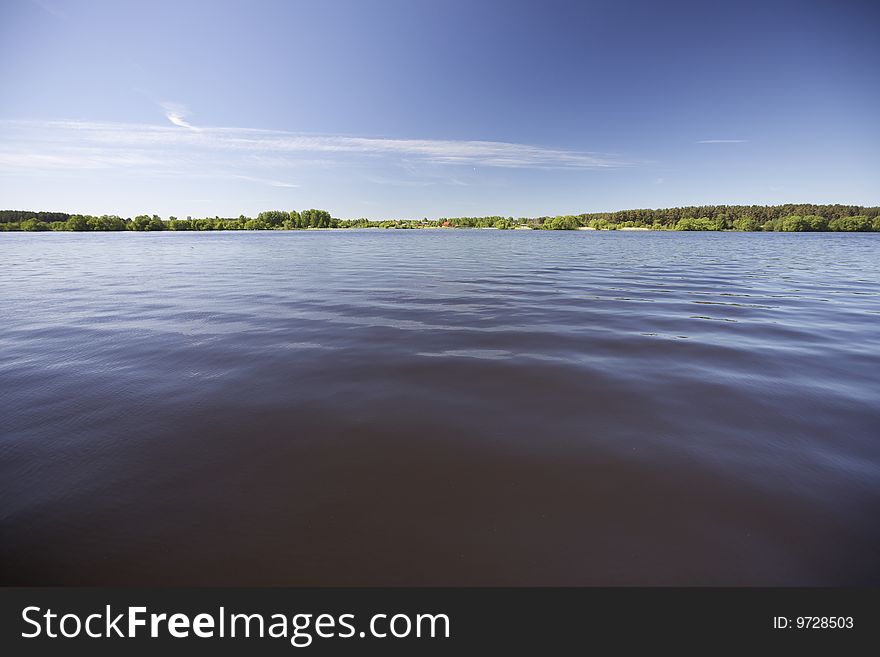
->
[1,230,879,585]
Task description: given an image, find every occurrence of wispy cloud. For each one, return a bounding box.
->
[160,102,199,131]
[696,139,748,144]
[230,174,300,188]
[0,147,167,171]
[0,119,632,174]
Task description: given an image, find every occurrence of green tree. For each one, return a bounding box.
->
[544,215,579,230]
[300,209,332,228]
[782,215,811,231]
[257,210,287,228]
[761,217,784,232]
[129,214,164,230]
[732,216,760,231]
[168,217,194,230]
[66,215,90,231]
[805,215,828,231]
[130,215,150,230]
[21,218,50,231]
[675,217,717,231]
[89,215,127,231]
[828,215,872,232]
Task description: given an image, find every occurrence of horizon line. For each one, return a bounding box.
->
[2,200,878,223]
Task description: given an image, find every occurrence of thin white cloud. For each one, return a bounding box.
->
[697,139,748,144]
[0,119,631,171]
[231,174,300,188]
[160,102,199,131]
[364,176,435,187]
[0,148,168,171]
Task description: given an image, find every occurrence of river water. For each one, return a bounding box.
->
[1,230,878,585]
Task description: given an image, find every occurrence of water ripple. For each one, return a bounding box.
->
[1,230,878,585]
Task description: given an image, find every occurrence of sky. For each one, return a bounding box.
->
[1,0,878,219]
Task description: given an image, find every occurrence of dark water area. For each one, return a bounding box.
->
[1,230,878,586]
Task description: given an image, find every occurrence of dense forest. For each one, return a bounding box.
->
[572,204,880,232]
[1,204,879,232]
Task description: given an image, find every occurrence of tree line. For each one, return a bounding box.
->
[2,204,879,232]
[0,209,336,232]
[571,204,880,231]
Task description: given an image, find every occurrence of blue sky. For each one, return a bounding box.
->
[1,0,878,219]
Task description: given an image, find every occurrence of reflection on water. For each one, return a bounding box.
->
[1,230,878,585]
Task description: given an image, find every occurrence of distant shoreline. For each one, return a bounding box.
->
[2,204,879,233]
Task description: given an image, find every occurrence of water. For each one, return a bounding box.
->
[1,230,878,586]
